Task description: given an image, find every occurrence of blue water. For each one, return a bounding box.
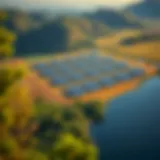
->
[91,77,160,160]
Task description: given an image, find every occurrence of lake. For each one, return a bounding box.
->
[91,77,160,160]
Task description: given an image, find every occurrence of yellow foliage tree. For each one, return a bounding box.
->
[0,11,7,21]
[0,11,16,59]
[52,133,98,160]
[0,67,34,160]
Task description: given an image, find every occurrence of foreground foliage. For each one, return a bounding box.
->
[0,11,105,160]
[0,11,16,59]
[0,65,105,160]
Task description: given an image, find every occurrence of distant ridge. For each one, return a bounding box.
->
[15,17,109,56]
[126,0,160,18]
[85,8,142,29]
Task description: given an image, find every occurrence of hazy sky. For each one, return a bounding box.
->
[0,0,142,9]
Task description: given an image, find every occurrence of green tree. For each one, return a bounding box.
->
[0,137,20,159]
[0,67,24,95]
[0,11,16,59]
[52,133,98,160]
[25,150,48,160]
[0,66,34,160]
[76,101,105,122]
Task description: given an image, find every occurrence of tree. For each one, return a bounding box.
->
[76,101,105,122]
[0,66,24,95]
[25,150,48,160]
[0,11,16,59]
[52,133,98,160]
[0,65,34,160]
[0,10,7,21]
[0,136,20,159]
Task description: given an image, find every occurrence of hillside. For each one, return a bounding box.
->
[63,17,110,50]
[0,9,110,56]
[15,17,109,56]
[121,29,160,45]
[2,8,146,57]
[126,0,160,19]
[2,9,47,34]
[2,7,159,57]
[85,9,143,29]
[96,29,160,63]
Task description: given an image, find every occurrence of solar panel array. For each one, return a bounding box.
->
[32,54,145,98]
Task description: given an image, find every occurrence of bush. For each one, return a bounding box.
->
[0,137,18,158]
[76,101,104,122]
[0,27,16,59]
[0,67,24,95]
[52,133,98,160]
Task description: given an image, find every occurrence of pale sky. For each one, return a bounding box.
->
[0,0,142,9]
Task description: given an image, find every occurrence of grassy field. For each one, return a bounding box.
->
[96,29,160,63]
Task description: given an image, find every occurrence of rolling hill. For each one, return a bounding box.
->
[126,0,160,19]
[2,6,159,57]
[15,17,110,56]
[96,29,160,63]
[85,8,143,29]
[3,9,47,34]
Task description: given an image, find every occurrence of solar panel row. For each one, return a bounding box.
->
[64,68,146,97]
[129,68,145,77]
[34,67,116,82]
[48,56,114,66]
[32,55,146,98]
[64,78,115,97]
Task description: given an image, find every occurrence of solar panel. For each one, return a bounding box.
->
[114,62,128,69]
[64,86,84,97]
[114,73,131,82]
[98,77,115,87]
[50,77,69,85]
[85,70,99,77]
[100,66,114,72]
[32,54,146,96]
[32,63,47,71]
[82,82,100,92]
[101,58,115,64]
[38,69,53,77]
[129,68,145,77]
[69,73,84,81]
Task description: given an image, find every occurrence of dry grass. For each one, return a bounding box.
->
[22,72,72,105]
[96,29,160,62]
[96,29,141,48]
[118,41,160,62]
[0,58,72,105]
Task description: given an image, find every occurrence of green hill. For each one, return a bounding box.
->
[126,0,160,19]
[96,29,160,62]
[85,8,143,29]
[2,9,47,34]
[15,17,109,56]
[2,7,156,57]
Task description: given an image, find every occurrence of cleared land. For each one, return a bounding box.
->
[27,52,157,103]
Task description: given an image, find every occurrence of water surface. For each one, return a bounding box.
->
[91,77,160,160]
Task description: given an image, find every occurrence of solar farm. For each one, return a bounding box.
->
[31,52,156,102]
